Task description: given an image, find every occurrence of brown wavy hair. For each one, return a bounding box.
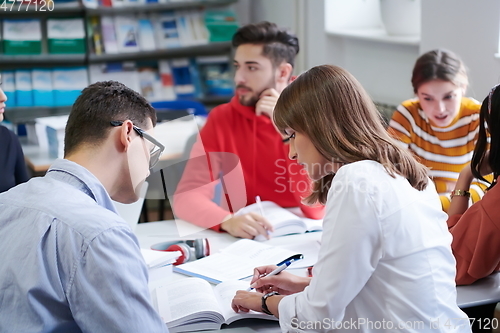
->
[274,65,429,205]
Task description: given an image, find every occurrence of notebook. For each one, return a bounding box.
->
[174,239,300,284]
[235,201,323,241]
[152,277,278,333]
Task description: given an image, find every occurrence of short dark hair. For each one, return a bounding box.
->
[232,21,299,68]
[64,81,156,156]
[411,49,468,93]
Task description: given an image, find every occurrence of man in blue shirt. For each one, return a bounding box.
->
[0,81,169,332]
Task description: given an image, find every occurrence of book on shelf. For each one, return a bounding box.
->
[174,239,301,284]
[52,67,89,107]
[154,11,182,49]
[32,69,55,107]
[170,58,201,99]
[175,10,198,46]
[101,16,119,54]
[138,67,163,102]
[3,19,42,55]
[205,9,239,43]
[158,60,176,100]
[89,62,140,94]
[137,17,157,51]
[2,71,16,107]
[188,10,210,44]
[47,18,86,54]
[196,55,234,97]
[152,277,278,333]
[88,16,104,55]
[114,16,141,53]
[14,70,34,107]
[235,201,323,242]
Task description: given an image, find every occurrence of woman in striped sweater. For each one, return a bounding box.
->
[388,49,491,212]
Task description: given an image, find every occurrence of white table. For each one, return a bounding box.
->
[135,220,500,331]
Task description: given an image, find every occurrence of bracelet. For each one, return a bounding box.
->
[450,189,471,199]
[262,291,279,315]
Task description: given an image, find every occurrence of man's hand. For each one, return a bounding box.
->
[220,213,274,239]
[256,88,280,119]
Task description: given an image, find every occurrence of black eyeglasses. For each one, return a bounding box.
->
[110,120,165,169]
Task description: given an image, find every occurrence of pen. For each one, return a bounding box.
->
[246,254,303,291]
[255,195,265,217]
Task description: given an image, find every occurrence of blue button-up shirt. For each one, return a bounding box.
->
[0,159,168,333]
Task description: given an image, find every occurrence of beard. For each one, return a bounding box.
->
[237,76,277,107]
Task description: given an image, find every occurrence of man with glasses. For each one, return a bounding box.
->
[0,81,169,332]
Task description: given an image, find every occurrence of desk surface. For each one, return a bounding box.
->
[135,221,500,316]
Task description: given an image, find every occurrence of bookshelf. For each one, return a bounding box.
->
[1,0,238,124]
[87,41,232,63]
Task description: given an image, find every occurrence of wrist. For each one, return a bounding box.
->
[261,291,279,315]
[450,189,471,199]
[220,214,233,232]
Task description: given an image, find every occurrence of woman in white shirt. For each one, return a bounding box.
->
[231,65,470,332]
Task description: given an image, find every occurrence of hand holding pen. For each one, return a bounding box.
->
[247,254,310,295]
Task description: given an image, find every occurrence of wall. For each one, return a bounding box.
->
[421,0,500,101]
[237,0,500,106]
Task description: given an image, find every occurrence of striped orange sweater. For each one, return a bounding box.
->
[388,97,491,211]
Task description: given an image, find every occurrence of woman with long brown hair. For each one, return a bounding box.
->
[231,65,469,332]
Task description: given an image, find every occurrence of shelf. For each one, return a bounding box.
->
[5,106,72,123]
[0,54,86,69]
[4,96,230,123]
[88,41,232,63]
[0,1,84,16]
[327,28,420,46]
[84,0,237,14]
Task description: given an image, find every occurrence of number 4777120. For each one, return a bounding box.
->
[0,0,54,11]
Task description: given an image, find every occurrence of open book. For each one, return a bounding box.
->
[236,201,323,241]
[174,239,301,284]
[153,277,278,333]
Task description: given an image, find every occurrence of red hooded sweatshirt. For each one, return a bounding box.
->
[173,97,324,231]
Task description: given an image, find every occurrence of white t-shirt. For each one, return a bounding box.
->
[279,160,470,333]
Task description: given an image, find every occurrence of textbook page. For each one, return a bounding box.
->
[154,278,277,332]
[155,278,223,332]
[213,280,278,324]
[236,201,323,241]
[174,239,298,283]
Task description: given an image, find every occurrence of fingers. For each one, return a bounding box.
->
[259,88,279,98]
[251,265,278,284]
[248,212,274,232]
[239,213,273,239]
[231,291,261,313]
[256,89,279,117]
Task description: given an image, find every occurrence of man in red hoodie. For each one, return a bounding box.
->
[173,21,324,239]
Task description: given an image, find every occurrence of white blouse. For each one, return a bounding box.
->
[279,160,470,333]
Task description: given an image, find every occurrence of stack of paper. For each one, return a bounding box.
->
[142,248,181,285]
[141,248,181,270]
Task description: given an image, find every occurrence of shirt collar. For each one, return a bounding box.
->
[46,159,118,214]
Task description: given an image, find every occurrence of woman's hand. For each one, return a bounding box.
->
[249,265,311,295]
[231,290,263,313]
